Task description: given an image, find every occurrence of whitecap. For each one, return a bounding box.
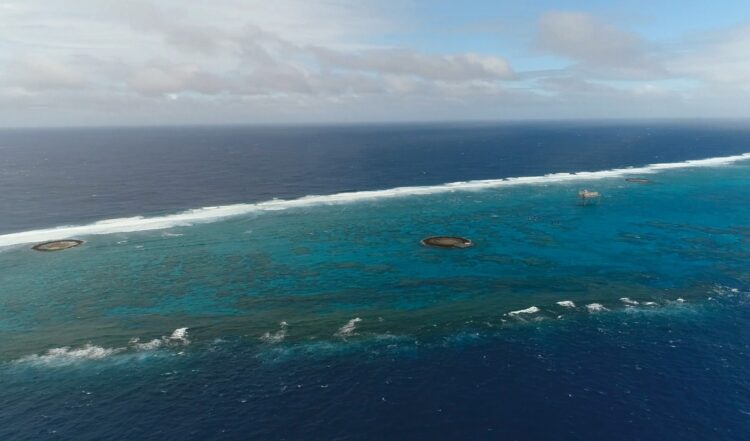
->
[508,306,540,316]
[14,327,190,367]
[2,152,748,247]
[130,338,163,351]
[586,303,608,313]
[14,344,123,367]
[335,318,362,337]
[556,300,576,308]
[169,327,189,343]
[130,327,189,350]
[643,301,658,306]
[619,297,639,306]
[260,321,289,343]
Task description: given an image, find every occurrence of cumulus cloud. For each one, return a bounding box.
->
[534,11,667,80]
[128,64,233,96]
[1,2,750,125]
[5,57,88,91]
[537,12,646,65]
[311,48,515,81]
[0,1,515,102]
[668,23,750,87]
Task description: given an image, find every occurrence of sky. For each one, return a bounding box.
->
[1,0,750,127]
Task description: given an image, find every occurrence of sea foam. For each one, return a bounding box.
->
[169,327,189,343]
[1,153,748,248]
[14,344,124,367]
[336,318,362,337]
[14,327,190,367]
[586,303,608,313]
[508,306,540,316]
[260,321,289,343]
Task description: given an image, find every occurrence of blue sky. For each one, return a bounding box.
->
[1,0,749,126]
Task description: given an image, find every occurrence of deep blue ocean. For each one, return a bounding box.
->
[1,122,750,440]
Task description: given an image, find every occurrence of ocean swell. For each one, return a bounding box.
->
[1,152,748,247]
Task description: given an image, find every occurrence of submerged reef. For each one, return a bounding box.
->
[32,239,84,252]
[626,178,651,183]
[421,236,473,248]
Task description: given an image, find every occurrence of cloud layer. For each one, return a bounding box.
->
[1,1,749,126]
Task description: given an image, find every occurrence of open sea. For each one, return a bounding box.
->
[1,121,750,440]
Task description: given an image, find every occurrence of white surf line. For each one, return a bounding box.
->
[2,152,749,247]
[15,327,190,367]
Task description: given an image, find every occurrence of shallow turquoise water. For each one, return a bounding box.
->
[2,162,749,359]
[2,158,750,440]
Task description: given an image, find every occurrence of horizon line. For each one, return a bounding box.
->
[2,116,750,131]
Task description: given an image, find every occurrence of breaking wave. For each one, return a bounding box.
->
[508,306,540,316]
[13,327,190,367]
[335,318,362,337]
[1,153,749,247]
[586,303,608,313]
[260,321,289,343]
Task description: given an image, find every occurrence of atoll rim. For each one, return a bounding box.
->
[32,239,84,252]
[420,236,473,248]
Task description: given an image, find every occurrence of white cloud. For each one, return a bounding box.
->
[668,23,750,87]
[537,11,646,65]
[311,48,515,81]
[5,56,87,91]
[534,11,668,80]
[1,3,750,125]
[0,1,513,98]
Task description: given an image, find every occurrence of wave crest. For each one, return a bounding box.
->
[15,344,123,366]
[335,318,362,337]
[260,321,289,343]
[13,327,189,367]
